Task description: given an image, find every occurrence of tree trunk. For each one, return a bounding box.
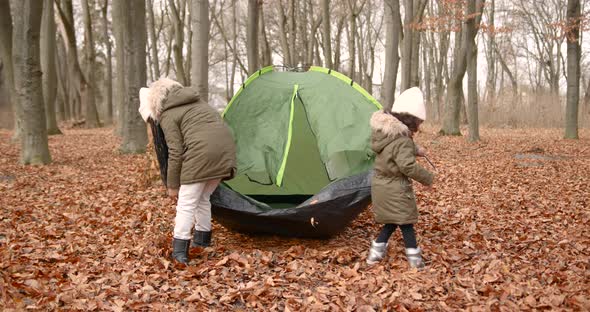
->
[400,0,413,91]
[435,33,449,120]
[247,0,260,74]
[259,2,272,67]
[278,0,292,67]
[346,1,357,80]
[55,36,69,120]
[466,0,479,142]
[0,0,20,139]
[409,0,427,88]
[306,11,322,68]
[113,0,126,135]
[191,0,209,99]
[147,0,161,79]
[565,0,580,139]
[13,0,51,164]
[333,16,345,72]
[81,0,100,128]
[288,0,297,66]
[321,0,332,68]
[583,78,590,116]
[441,1,484,136]
[56,0,94,125]
[422,32,432,118]
[169,0,188,85]
[492,41,517,97]
[484,0,496,105]
[185,3,192,86]
[41,0,62,135]
[116,0,148,153]
[102,0,113,124]
[381,0,402,111]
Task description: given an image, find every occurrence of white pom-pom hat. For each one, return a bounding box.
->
[391,87,426,121]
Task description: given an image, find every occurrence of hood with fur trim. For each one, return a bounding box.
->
[138,77,199,121]
[370,110,410,153]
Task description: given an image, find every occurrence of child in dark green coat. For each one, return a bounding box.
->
[367,87,434,269]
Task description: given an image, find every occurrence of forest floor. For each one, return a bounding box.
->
[1,126,589,311]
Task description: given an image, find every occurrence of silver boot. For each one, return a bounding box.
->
[366,241,388,265]
[406,247,425,269]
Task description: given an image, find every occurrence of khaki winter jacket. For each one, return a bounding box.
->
[152,81,236,189]
[370,110,433,225]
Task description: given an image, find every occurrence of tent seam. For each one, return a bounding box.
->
[276,84,298,186]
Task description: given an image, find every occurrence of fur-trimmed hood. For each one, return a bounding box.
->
[370,110,410,153]
[139,77,200,122]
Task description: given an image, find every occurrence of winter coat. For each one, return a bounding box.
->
[151,80,236,189]
[369,110,433,225]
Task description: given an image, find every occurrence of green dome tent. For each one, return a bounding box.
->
[209,66,383,237]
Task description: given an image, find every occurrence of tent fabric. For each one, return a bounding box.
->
[222,66,382,196]
[211,171,372,238]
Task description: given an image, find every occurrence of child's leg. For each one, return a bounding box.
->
[193,179,221,232]
[399,224,424,269]
[375,224,397,243]
[399,224,418,248]
[367,224,396,264]
[191,179,221,247]
[174,182,207,240]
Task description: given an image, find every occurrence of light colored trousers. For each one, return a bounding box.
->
[173,179,221,240]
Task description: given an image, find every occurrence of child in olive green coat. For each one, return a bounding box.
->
[139,77,236,265]
[367,87,434,269]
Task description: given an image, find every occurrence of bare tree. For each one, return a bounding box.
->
[321,0,333,68]
[55,36,69,120]
[381,0,402,111]
[565,0,581,139]
[168,0,188,85]
[466,0,481,141]
[114,0,148,153]
[112,0,126,133]
[441,0,484,136]
[191,0,209,99]
[399,0,413,91]
[102,0,113,124]
[483,0,496,105]
[277,0,293,67]
[13,0,51,164]
[147,0,161,79]
[333,15,346,71]
[409,0,427,88]
[304,0,322,67]
[247,0,260,74]
[81,0,101,128]
[515,0,566,95]
[56,0,97,126]
[259,2,272,67]
[346,0,367,80]
[0,0,20,138]
[41,0,62,135]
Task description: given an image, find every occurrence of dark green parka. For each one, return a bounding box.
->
[151,79,236,189]
[369,110,433,224]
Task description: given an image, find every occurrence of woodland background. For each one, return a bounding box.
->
[1,0,589,310]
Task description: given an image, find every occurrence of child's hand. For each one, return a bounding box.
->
[168,188,179,200]
[416,146,427,157]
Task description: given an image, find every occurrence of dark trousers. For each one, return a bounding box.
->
[375,224,417,248]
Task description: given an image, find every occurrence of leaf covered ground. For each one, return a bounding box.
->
[1,126,589,311]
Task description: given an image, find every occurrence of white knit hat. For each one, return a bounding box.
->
[138,87,153,122]
[391,87,426,121]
